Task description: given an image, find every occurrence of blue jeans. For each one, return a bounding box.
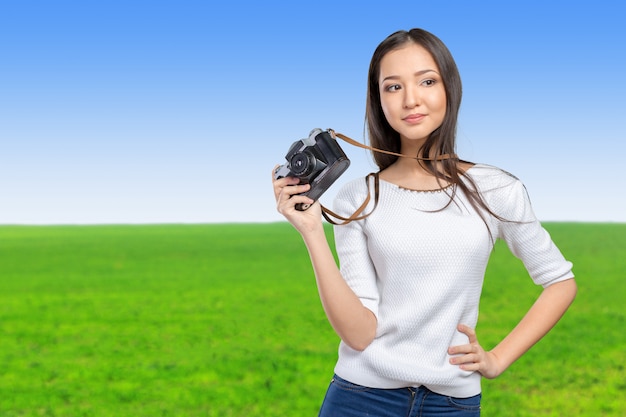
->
[318,375,481,417]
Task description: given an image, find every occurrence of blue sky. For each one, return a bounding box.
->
[1,0,624,224]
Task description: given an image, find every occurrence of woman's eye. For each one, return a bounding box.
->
[385,84,401,92]
[421,79,437,87]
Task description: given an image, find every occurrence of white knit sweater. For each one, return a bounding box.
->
[331,164,574,398]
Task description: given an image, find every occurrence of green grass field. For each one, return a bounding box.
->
[0,222,624,416]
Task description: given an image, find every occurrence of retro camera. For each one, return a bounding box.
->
[274,128,350,210]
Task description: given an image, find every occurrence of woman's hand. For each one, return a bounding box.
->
[272,167,323,234]
[448,324,503,379]
[450,279,577,381]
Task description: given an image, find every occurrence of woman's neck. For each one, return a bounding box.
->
[379,157,450,191]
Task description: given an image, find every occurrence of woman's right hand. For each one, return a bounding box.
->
[272,167,323,234]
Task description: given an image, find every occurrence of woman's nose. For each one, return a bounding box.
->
[403,85,420,108]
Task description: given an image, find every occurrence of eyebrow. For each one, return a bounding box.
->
[381,69,439,83]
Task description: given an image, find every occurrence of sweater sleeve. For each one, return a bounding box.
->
[332,177,381,318]
[489,174,574,288]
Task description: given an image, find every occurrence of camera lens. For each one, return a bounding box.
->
[290,151,316,177]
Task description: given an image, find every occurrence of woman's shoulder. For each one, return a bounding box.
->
[336,173,376,198]
[333,173,378,212]
[462,163,521,190]
[463,163,534,220]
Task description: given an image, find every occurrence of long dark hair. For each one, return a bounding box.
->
[364,28,509,229]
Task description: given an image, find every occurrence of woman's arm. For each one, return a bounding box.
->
[449,278,577,378]
[301,226,377,351]
[273,173,377,351]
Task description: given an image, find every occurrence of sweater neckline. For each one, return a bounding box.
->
[378,177,455,194]
[376,163,489,193]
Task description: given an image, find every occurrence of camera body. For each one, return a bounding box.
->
[274,128,350,210]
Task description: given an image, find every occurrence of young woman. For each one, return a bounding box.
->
[272,28,576,417]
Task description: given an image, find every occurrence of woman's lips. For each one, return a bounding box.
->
[403,113,426,124]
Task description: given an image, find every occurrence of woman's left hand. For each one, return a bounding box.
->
[448,324,503,379]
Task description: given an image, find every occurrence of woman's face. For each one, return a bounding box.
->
[378,43,446,148]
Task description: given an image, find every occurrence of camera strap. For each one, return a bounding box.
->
[321,172,380,225]
[328,129,457,161]
[320,129,457,225]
